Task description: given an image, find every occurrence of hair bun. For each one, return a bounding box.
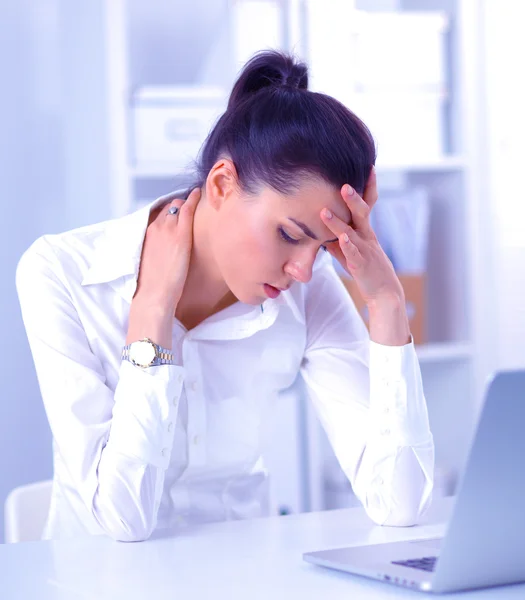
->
[228,50,308,110]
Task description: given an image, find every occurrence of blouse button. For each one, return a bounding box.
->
[167,422,173,433]
[161,448,169,457]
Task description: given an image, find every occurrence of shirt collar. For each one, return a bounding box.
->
[80,191,304,326]
[81,193,174,288]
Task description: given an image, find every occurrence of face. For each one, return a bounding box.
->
[207,166,352,305]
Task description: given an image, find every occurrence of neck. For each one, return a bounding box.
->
[175,198,235,320]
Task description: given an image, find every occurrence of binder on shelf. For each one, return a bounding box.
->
[306,6,450,164]
[350,10,449,92]
[131,85,227,173]
[340,273,427,346]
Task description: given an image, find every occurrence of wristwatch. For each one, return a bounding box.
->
[122,338,175,368]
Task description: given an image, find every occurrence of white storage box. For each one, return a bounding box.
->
[348,90,447,165]
[232,0,283,69]
[350,11,449,91]
[131,86,227,173]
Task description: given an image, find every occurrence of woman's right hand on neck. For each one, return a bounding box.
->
[126,187,201,348]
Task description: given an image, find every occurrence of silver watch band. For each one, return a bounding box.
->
[122,340,175,366]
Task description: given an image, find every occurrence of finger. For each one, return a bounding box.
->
[325,215,363,266]
[325,234,363,273]
[364,166,378,208]
[164,186,199,212]
[165,201,184,214]
[325,240,345,264]
[163,187,200,223]
[340,233,363,270]
[174,188,201,245]
[178,187,200,221]
[320,208,362,242]
[177,187,201,220]
[340,185,371,231]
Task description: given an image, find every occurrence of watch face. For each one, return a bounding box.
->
[129,340,156,367]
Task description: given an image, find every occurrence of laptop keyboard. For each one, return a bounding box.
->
[392,556,437,572]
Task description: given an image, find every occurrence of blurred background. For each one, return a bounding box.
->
[1,0,524,542]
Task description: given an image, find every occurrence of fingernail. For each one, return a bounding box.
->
[346,185,354,196]
[343,233,350,243]
[324,209,333,219]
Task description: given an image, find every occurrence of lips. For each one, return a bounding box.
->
[263,283,281,299]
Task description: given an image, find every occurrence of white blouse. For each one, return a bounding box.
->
[16,192,434,542]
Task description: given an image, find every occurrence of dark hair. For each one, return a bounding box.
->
[192,50,376,197]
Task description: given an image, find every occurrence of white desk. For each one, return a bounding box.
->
[1,497,524,599]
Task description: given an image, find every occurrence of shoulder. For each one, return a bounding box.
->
[16,218,112,293]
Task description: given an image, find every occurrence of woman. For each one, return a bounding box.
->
[16,51,434,542]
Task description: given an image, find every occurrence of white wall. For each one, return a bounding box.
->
[0,0,56,545]
[0,0,115,542]
[128,0,233,87]
[483,0,525,371]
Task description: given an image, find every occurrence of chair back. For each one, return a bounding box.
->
[4,480,52,543]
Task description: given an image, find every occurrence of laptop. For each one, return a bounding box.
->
[303,369,525,593]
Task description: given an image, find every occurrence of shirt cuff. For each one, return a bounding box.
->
[368,337,431,445]
[107,360,186,469]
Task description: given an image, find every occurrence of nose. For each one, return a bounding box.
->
[284,253,315,284]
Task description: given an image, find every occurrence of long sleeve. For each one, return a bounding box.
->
[300,260,434,526]
[16,237,185,542]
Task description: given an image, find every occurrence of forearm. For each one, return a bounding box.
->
[353,440,434,527]
[93,449,164,542]
[126,293,174,349]
[300,263,433,526]
[99,360,186,541]
[367,292,411,346]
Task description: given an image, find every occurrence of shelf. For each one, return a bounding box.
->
[130,164,190,178]
[376,155,466,172]
[130,155,466,179]
[415,342,473,363]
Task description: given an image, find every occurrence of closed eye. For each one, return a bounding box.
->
[279,227,327,252]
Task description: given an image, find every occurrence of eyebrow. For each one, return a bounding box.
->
[288,218,339,244]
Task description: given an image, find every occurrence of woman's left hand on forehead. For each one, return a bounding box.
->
[320,167,403,305]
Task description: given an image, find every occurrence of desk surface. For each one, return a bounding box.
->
[1,497,524,599]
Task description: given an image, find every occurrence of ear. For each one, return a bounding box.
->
[205,158,240,212]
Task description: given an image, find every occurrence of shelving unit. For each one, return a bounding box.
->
[298,0,494,511]
[130,166,189,178]
[376,155,466,172]
[131,155,467,179]
[416,342,473,363]
[100,0,494,516]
